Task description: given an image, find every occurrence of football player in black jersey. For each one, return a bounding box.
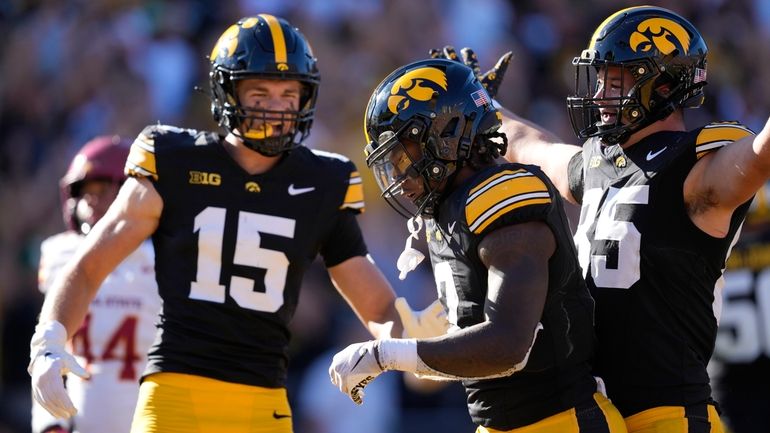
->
[328,58,627,432]
[27,15,447,433]
[712,184,770,433]
[440,5,770,433]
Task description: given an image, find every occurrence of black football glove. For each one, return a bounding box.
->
[429,45,512,99]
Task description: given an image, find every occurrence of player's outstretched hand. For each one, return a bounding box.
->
[429,45,513,99]
[394,297,449,338]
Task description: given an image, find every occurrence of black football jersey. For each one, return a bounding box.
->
[125,125,367,387]
[568,122,755,416]
[426,163,597,430]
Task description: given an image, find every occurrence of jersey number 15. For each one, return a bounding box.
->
[189,207,295,313]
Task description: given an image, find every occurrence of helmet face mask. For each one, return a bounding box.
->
[367,120,447,218]
[566,6,708,145]
[209,15,320,156]
[364,59,501,219]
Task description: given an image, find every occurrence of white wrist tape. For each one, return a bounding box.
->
[376,338,418,372]
[379,322,544,381]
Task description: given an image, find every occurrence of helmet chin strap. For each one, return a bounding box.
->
[396,216,426,280]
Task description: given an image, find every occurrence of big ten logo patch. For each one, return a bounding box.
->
[189,171,222,186]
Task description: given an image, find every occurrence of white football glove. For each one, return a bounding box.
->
[328,340,384,405]
[28,321,89,419]
[394,297,449,339]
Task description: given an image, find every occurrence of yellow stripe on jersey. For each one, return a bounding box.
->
[695,122,754,159]
[466,171,551,234]
[341,171,365,211]
[125,133,158,180]
[469,168,526,196]
[258,14,287,65]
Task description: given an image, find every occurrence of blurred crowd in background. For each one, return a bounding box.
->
[2,0,770,432]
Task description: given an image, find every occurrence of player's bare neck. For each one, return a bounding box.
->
[621,111,686,149]
[223,134,280,175]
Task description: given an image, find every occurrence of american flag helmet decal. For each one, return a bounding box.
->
[471,89,490,107]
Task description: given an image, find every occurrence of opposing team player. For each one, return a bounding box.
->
[28,15,442,433]
[329,58,627,432]
[31,136,160,433]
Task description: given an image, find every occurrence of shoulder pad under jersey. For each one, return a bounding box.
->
[310,149,365,212]
[125,124,218,180]
[465,167,552,235]
[695,121,754,160]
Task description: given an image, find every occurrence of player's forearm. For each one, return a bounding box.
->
[414,320,537,378]
[39,264,100,336]
[367,299,402,339]
[499,106,563,162]
[328,255,401,338]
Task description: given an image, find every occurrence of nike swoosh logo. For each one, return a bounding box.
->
[272,411,291,419]
[646,146,668,161]
[447,222,456,235]
[288,184,315,196]
[350,351,368,371]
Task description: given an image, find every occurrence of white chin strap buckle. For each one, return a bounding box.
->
[396,216,425,280]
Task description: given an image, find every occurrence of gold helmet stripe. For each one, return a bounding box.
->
[363,97,372,146]
[258,14,287,65]
[588,6,647,50]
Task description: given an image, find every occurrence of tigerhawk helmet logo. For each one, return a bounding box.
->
[629,17,691,55]
[387,67,447,115]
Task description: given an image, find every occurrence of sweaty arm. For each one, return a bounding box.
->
[39,177,162,335]
[499,106,580,204]
[414,221,553,378]
[685,118,770,236]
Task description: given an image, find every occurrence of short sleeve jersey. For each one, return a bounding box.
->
[426,163,597,430]
[125,125,368,387]
[567,122,755,416]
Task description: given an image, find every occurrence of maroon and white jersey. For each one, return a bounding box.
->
[32,232,160,433]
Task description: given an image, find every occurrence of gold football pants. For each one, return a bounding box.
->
[476,393,627,433]
[624,404,724,433]
[130,372,293,433]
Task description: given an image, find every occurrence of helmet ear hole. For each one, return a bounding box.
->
[440,117,460,138]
